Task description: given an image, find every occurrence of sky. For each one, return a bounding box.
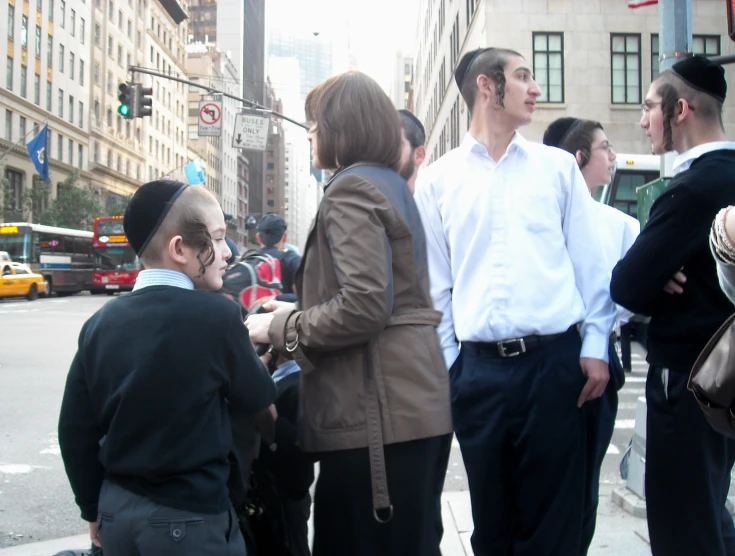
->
[265,0,419,93]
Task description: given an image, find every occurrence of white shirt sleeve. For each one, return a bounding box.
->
[562,164,617,361]
[414,174,460,369]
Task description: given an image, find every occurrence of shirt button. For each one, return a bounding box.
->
[172,528,182,539]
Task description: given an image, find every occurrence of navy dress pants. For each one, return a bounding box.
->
[451,328,586,556]
[646,366,735,556]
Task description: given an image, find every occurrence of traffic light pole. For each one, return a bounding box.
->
[127,66,310,130]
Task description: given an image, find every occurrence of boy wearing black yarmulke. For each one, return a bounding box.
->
[58,180,276,555]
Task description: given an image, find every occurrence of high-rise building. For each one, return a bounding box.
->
[1,0,94,220]
[187,0,215,43]
[391,51,414,111]
[89,0,147,206]
[414,0,735,163]
[263,79,284,218]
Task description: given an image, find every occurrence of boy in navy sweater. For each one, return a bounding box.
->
[58,180,276,555]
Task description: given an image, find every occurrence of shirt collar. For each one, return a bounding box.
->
[460,131,529,161]
[132,269,195,291]
[271,360,301,383]
[672,141,735,175]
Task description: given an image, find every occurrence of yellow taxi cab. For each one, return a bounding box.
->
[0,262,47,301]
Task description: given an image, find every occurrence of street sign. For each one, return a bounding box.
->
[232,114,270,151]
[198,101,223,137]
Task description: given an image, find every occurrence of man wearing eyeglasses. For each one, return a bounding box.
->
[611,56,735,555]
[415,48,616,555]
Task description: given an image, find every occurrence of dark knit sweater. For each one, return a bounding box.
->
[611,150,735,371]
[58,286,276,521]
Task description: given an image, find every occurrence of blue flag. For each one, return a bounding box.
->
[26,124,49,182]
[184,158,205,185]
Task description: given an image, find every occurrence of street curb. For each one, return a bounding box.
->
[611,487,647,518]
[0,534,89,556]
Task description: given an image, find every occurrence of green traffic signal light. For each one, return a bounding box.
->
[118,104,130,117]
[117,82,134,119]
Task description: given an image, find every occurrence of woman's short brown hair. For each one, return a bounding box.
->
[305,71,401,171]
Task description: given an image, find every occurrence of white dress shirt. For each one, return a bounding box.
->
[132,268,194,291]
[414,133,617,368]
[595,203,640,324]
[673,141,735,174]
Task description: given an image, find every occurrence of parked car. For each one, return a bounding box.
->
[0,262,47,300]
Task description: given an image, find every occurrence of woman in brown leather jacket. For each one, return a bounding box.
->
[245,71,452,556]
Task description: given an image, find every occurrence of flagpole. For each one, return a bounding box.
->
[0,120,50,168]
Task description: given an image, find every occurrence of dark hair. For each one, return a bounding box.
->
[456,47,523,112]
[654,70,724,152]
[398,110,426,148]
[305,71,402,171]
[143,187,217,276]
[544,118,604,168]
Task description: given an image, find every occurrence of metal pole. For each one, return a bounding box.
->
[658,0,692,177]
[127,66,309,131]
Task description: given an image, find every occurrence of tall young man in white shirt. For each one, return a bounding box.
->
[414,48,616,555]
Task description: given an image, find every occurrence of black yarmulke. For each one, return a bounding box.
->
[124,180,188,256]
[455,48,486,89]
[671,55,727,102]
[543,118,581,148]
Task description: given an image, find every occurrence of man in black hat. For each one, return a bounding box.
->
[256,213,301,294]
[398,109,427,193]
[611,56,735,555]
[58,180,275,555]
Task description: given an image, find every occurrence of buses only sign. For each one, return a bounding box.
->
[232,114,270,151]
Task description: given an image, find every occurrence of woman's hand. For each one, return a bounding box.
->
[245,312,275,344]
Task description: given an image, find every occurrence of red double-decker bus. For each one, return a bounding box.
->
[91,216,140,294]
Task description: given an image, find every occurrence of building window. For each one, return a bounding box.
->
[127,18,132,38]
[8,6,14,41]
[48,0,53,19]
[610,34,641,105]
[79,60,84,86]
[6,57,12,90]
[35,25,41,57]
[80,18,85,44]
[70,8,75,36]
[117,44,122,66]
[107,71,113,95]
[94,99,100,120]
[5,110,12,141]
[59,44,64,72]
[94,23,100,45]
[107,108,112,126]
[60,0,65,27]
[118,9,122,28]
[20,65,27,98]
[79,101,83,128]
[533,32,564,103]
[69,95,74,123]
[58,88,64,117]
[21,15,28,47]
[46,82,51,110]
[5,169,24,211]
[107,149,112,167]
[108,35,113,57]
[47,34,53,66]
[78,144,83,168]
[69,52,75,80]
[694,34,721,57]
[57,133,63,159]
[19,116,26,139]
[94,62,99,83]
[116,155,121,172]
[108,0,114,19]
[68,138,73,165]
[33,74,40,104]
[137,30,142,48]
[93,141,99,162]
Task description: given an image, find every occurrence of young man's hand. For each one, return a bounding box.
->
[663,270,686,295]
[89,521,102,548]
[577,358,610,408]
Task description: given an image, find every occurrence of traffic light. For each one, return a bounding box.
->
[728,0,735,41]
[135,85,153,118]
[117,82,134,119]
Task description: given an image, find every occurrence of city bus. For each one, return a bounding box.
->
[91,215,140,294]
[0,222,94,295]
[600,153,661,220]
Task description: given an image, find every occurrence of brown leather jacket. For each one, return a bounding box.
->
[268,163,452,516]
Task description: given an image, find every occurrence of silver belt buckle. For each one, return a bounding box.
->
[497,338,526,358]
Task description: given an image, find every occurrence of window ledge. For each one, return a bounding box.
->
[536,103,567,109]
[610,104,641,111]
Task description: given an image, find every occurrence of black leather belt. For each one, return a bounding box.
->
[464,325,576,358]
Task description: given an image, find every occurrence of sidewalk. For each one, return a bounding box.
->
[0,485,651,556]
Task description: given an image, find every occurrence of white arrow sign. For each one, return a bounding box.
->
[232,114,270,151]
[198,101,223,137]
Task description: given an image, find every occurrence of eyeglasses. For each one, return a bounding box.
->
[592,143,614,154]
[641,101,662,118]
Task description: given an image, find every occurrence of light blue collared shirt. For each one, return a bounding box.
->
[271,360,301,383]
[673,141,735,175]
[414,132,617,368]
[132,269,194,291]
